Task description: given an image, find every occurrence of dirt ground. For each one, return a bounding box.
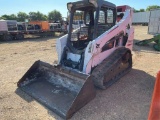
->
[0,26,160,120]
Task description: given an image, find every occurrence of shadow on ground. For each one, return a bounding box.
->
[68,68,155,120]
[15,68,155,120]
[15,88,34,103]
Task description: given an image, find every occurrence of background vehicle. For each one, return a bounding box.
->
[0,20,59,41]
[72,20,85,29]
[132,11,150,26]
[49,22,68,33]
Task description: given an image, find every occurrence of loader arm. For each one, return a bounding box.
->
[84,7,134,74]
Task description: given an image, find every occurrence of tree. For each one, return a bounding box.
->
[139,9,145,12]
[43,15,48,21]
[17,12,28,22]
[48,10,62,22]
[29,12,37,20]
[146,5,160,11]
[36,11,47,20]
[0,14,17,20]
[0,16,5,20]
[29,11,47,21]
[134,9,140,13]
[11,14,17,20]
[0,15,11,20]
[133,8,139,13]
[133,8,145,13]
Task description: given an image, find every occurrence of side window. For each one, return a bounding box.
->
[85,12,90,24]
[102,40,114,52]
[73,11,84,20]
[107,10,113,23]
[99,11,105,24]
[115,38,120,47]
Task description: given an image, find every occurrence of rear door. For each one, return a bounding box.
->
[148,9,160,34]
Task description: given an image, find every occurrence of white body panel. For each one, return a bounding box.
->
[148,9,160,35]
[67,52,81,62]
[56,34,68,64]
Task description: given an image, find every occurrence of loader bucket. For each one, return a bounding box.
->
[17,60,96,119]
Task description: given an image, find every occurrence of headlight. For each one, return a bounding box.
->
[89,0,98,7]
[67,3,73,11]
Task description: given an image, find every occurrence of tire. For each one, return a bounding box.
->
[3,34,13,41]
[16,34,24,40]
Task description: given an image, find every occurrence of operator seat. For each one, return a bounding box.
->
[117,13,124,22]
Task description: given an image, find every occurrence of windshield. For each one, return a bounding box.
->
[68,6,115,50]
[71,10,84,29]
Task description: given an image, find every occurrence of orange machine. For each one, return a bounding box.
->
[29,21,49,31]
[148,71,160,120]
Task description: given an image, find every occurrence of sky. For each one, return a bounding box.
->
[0,0,160,17]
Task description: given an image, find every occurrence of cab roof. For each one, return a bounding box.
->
[67,0,116,11]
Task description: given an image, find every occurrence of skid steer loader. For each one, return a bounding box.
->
[17,0,134,119]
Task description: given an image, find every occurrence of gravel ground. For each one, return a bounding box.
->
[0,26,160,120]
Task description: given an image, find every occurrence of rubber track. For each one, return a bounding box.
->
[91,47,132,89]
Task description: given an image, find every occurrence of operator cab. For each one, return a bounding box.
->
[61,0,116,70]
[67,0,116,52]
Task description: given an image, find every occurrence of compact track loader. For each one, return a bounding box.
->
[17,0,134,119]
